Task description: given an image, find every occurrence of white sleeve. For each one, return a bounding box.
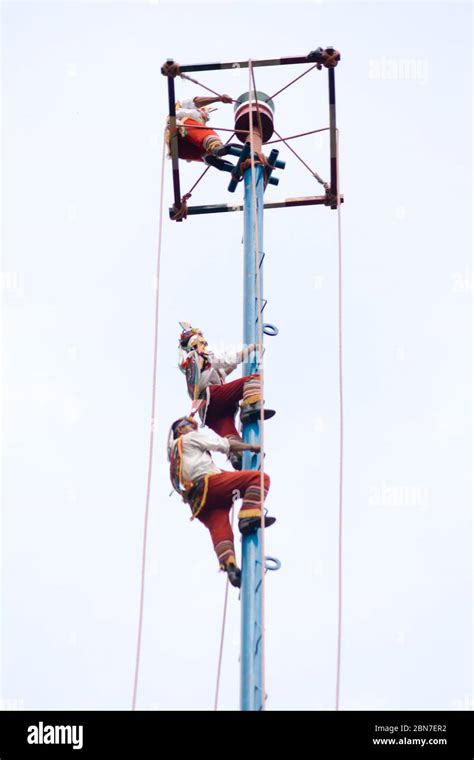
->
[209,350,238,375]
[192,429,230,455]
[179,98,196,110]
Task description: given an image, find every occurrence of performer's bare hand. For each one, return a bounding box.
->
[229,440,262,454]
[220,94,233,104]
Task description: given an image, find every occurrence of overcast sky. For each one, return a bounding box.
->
[1,0,472,711]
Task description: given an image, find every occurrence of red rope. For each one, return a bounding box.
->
[180,72,239,104]
[187,167,211,197]
[265,63,319,102]
[266,127,330,145]
[184,125,328,141]
[177,125,249,135]
[271,126,329,189]
[183,132,236,199]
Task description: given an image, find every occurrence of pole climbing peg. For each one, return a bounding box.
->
[264,149,285,188]
[262,324,279,337]
[264,556,281,572]
[228,143,251,193]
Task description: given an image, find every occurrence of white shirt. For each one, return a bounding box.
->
[176,98,209,125]
[177,428,230,483]
[198,350,239,393]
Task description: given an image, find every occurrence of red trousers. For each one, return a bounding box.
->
[197,470,270,567]
[178,118,219,162]
[205,375,258,438]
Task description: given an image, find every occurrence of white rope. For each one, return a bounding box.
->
[132,131,167,710]
[334,127,344,711]
[213,504,236,710]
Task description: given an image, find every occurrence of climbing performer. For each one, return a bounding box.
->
[167,94,234,170]
[168,415,275,588]
[178,322,275,471]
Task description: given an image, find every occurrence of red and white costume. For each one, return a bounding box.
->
[174,98,222,163]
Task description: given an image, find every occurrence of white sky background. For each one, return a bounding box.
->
[1,0,472,711]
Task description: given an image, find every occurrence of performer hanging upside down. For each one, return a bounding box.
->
[178,322,276,471]
[168,416,275,588]
[168,94,234,170]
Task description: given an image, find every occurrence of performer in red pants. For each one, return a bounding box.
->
[168,417,275,588]
[178,322,275,470]
[166,93,234,167]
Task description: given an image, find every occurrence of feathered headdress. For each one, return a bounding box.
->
[178,321,204,351]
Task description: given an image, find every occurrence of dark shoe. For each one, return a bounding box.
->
[203,154,234,172]
[239,515,276,535]
[228,452,243,471]
[224,562,241,588]
[240,403,276,424]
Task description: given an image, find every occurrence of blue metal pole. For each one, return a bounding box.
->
[240,161,265,712]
